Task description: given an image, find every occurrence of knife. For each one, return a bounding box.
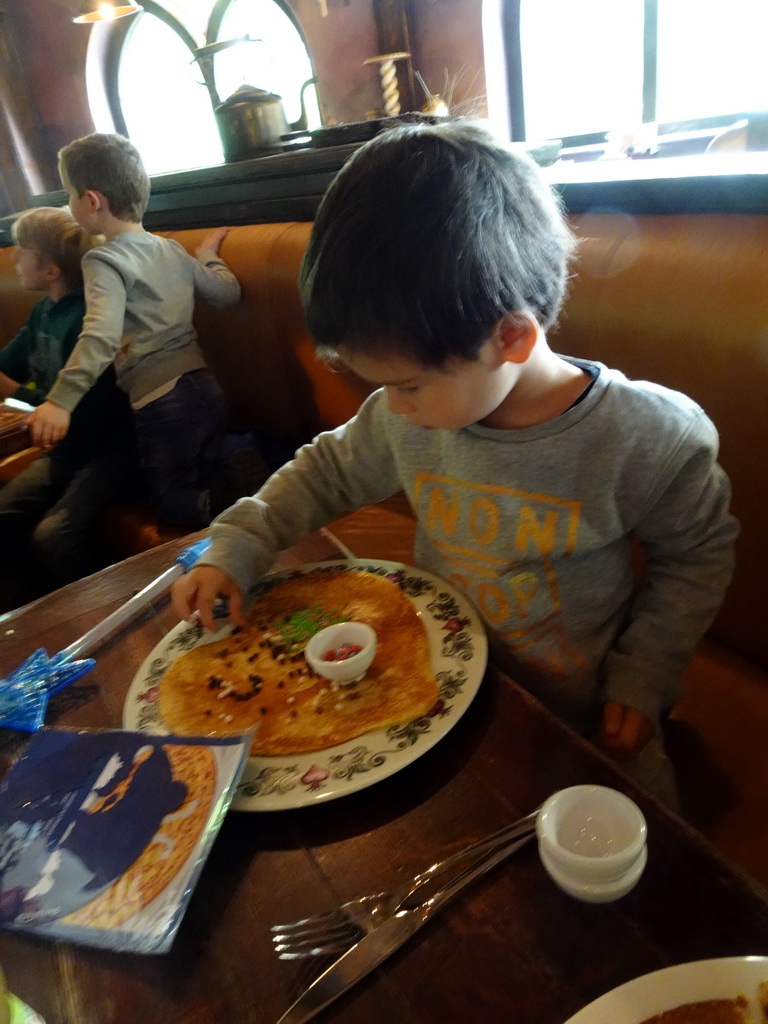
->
[274,832,533,1024]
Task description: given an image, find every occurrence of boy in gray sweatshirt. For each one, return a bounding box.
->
[172,120,737,804]
[27,133,265,527]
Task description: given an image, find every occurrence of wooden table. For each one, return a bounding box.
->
[0,404,29,457]
[1,530,768,1024]
[0,403,39,481]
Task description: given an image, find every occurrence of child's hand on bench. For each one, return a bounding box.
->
[195,227,230,256]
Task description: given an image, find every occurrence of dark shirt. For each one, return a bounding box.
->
[0,292,135,467]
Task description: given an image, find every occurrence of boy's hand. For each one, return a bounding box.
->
[27,401,71,449]
[597,701,654,761]
[195,227,230,256]
[172,565,246,633]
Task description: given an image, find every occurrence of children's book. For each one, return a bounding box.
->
[0,727,251,953]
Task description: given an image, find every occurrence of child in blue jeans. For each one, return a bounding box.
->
[28,133,267,527]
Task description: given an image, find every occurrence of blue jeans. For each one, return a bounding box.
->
[133,369,226,526]
[0,450,136,586]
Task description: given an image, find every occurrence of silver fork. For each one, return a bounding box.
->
[271,808,539,959]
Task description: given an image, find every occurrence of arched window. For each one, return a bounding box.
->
[88,0,318,175]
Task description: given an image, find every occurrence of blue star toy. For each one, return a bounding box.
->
[0,649,96,732]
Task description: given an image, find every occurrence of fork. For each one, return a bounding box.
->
[271,807,539,959]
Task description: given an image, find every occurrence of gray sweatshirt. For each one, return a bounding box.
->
[48,231,240,410]
[204,358,737,730]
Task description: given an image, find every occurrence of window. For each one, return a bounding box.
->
[520,0,644,143]
[655,0,768,124]
[117,6,222,173]
[88,0,319,175]
[215,0,318,129]
[508,0,768,159]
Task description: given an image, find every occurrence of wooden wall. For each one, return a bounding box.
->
[0,0,490,216]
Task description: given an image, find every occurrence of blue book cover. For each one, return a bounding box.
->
[0,728,251,953]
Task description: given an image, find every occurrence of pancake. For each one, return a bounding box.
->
[638,998,751,1023]
[62,744,216,930]
[159,569,438,755]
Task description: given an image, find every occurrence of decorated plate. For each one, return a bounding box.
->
[123,560,487,811]
[563,957,768,1024]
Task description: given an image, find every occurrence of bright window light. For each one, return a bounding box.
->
[118,11,223,173]
[216,0,319,128]
[104,0,317,175]
[520,0,644,140]
[656,0,768,122]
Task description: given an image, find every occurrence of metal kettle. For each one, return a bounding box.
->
[214,77,318,160]
[193,37,318,161]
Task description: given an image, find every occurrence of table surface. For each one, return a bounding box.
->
[0,403,31,459]
[1,530,768,1024]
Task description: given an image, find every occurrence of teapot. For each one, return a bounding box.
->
[192,38,318,160]
[214,78,318,160]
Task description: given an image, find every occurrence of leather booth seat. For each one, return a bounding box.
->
[1,215,765,671]
[2,213,768,883]
[550,213,768,882]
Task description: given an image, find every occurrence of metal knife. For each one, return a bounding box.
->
[274,833,533,1024]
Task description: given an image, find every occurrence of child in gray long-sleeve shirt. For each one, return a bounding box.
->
[172,120,738,804]
[28,133,265,526]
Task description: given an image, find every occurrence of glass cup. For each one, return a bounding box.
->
[536,785,647,903]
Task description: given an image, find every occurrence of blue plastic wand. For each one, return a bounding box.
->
[0,537,211,732]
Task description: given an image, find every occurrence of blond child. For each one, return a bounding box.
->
[0,207,136,605]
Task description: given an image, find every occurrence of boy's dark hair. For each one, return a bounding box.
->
[58,132,150,222]
[12,206,94,291]
[300,120,575,366]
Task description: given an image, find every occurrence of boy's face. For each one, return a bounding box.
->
[340,336,518,431]
[61,172,98,232]
[63,183,91,231]
[14,247,55,292]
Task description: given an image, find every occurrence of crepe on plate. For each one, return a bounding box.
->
[158,570,438,755]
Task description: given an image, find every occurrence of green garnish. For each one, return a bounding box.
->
[277,605,349,651]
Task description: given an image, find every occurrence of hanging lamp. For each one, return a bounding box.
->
[72,1,143,24]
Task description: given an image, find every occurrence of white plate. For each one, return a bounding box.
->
[123,560,487,811]
[563,956,768,1024]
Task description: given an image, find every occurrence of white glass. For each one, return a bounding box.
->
[537,785,647,901]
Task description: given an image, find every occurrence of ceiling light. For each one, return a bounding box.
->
[73,1,143,24]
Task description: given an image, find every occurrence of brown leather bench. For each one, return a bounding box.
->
[1,214,765,656]
[0,223,377,553]
[2,214,768,882]
[2,214,765,650]
[550,212,768,880]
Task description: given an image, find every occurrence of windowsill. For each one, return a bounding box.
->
[544,151,768,215]
[2,142,768,247]
[547,151,768,184]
